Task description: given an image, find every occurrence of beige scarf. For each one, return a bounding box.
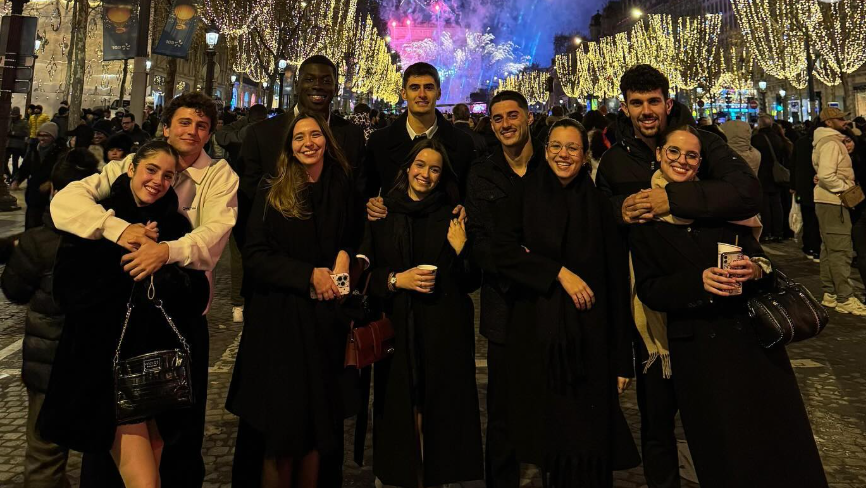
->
[631,171,764,379]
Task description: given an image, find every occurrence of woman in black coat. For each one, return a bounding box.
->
[492,119,639,487]
[226,112,361,488]
[37,141,210,486]
[629,125,828,487]
[363,138,483,487]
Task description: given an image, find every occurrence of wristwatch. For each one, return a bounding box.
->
[388,272,398,292]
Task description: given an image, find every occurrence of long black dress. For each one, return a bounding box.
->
[226,160,360,466]
[38,175,210,453]
[492,165,640,487]
[629,219,828,488]
[363,191,483,488]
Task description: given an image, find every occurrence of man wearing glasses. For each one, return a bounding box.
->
[595,64,760,488]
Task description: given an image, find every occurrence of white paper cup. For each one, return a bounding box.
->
[418,265,438,291]
[717,243,744,295]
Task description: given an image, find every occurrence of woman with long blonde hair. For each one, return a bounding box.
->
[227,112,361,487]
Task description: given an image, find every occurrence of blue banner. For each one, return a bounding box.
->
[153,0,199,59]
[102,0,139,61]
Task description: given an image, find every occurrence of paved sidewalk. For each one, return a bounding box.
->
[0,194,864,486]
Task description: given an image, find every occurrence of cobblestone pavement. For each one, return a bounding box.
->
[0,192,864,487]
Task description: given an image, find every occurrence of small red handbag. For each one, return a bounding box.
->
[345,314,395,369]
[344,273,396,369]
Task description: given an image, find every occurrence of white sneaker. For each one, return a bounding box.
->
[821,293,837,308]
[232,306,244,323]
[835,297,866,316]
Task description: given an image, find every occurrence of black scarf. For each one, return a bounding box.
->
[384,191,446,267]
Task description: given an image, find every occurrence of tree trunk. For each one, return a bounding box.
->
[118,59,130,107]
[68,0,90,133]
[165,58,177,100]
[841,72,852,114]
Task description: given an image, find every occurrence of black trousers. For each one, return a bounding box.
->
[80,319,210,487]
[801,203,822,254]
[485,341,519,488]
[760,192,784,239]
[635,344,680,488]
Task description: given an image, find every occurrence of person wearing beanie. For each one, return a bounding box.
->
[91,119,114,147]
[51,107,69,140]
[6,106,30,180]
[105,133,133,163]
[11,122,65,229]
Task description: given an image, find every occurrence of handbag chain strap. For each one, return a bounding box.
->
[113,276,193,371]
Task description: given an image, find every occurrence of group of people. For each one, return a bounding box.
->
[0,54,838,488]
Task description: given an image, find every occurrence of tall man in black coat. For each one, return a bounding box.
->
[790,124,821,260]
[233,54,364,488]
[595,64,761,488]
[464,91,544,488]
[363,62,476,215]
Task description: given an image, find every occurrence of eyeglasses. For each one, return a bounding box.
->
[664,145,701,166]
[547,142,583,156]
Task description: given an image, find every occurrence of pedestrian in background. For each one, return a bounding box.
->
[6,106,29,181]
[27,105,50,156]
[12,122,65,229]
[721,119,762,176]
[752,114,788,243]
[841,129,866,291]
[791,122,822,262]
[1,149,99,488]
[813,108,866,316]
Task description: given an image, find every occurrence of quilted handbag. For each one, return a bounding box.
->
[114,283,194,424]
[746,269,829,349]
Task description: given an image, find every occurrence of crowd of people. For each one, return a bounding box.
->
[1,53,858,488]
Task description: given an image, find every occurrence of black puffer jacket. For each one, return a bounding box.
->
[1,211,64,393]
[596,101,762,224]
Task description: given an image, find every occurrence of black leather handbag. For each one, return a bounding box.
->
[746,269,829,349]
[114,284,195,424]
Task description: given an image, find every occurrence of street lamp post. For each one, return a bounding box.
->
[278,59,287,109]
[25,36,41,108]
[758,80,767,114]
[204,25,220,97]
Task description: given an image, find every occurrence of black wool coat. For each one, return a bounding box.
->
[38,177,210,453]
[629,220,828,488]
[464,141,544,344]
[491,167,639,486]
[362,110,476,199]
[226,160,361,459]
[361,198,483,488]
[595,101,762,225]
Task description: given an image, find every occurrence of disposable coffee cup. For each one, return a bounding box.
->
[717,242,744,295]
[418,265,438,291]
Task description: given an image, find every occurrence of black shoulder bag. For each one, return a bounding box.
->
[114,279,195,424]
[747,269,829,349]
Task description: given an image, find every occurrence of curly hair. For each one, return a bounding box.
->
[620,64,670,102]
[161,92,219,134]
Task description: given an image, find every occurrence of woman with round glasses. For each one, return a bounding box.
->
[629,125,827,487]
[492,118,639,486]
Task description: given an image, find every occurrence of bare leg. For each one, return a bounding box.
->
[296,450,320,488]
[110,422,161,488]
[262,457,294,488]
[147,419,164,476]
